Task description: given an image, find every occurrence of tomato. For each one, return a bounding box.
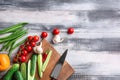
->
[20,45,24,50]
[33,35,39,42]
[42,53,47,63]
[25,41,30,46]
[28,36,33,41]
[13,57,18,63]
[17,51,22,56]
[67,27,74,34]
[41,32,48,38]
[53,28,60,35]
[30,41,36,47]
[22,49,28,56]
[20,55,26,62]
[26,45,32,52]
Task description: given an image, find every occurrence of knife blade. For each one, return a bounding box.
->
[50,49,68,80]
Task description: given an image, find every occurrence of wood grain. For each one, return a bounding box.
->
[1,0,120,10]
[1,0,120,80]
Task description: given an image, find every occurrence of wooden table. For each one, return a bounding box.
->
[0,0,120,80]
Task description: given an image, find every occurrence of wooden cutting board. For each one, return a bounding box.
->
[26,39,74,80]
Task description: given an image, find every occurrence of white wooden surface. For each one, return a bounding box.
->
[1,0,120,80]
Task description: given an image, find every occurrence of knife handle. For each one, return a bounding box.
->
[51,78,57,80]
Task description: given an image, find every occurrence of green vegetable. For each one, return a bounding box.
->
[3,64,19,80]
[0,41,9,51]
[0,28,27,43]
[34,77,37,80]
[8,38,26,56]
[13,71,24,80]
[27,55,37,80]
[0,23,28,57]
[38,54,43,78]
[42,50,52,72]
[30,55,37,76]
[20,63,26,80]
[0,22,28,34]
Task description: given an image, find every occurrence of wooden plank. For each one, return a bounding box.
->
[0,0,120,10]
[0,10,120,26]
[1,0,120,79]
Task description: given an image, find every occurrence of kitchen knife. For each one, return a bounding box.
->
[50,49,68,80]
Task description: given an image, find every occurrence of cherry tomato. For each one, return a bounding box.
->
[22,49,28,56]
[17,51,22,56]
[42,53,47,62]
[30,41,36,47]
[25,41,30,46]
[67,27,74,34]
[28,36,33,41]
[20,55,26,62]
[53,28,60,35]
[33,35,39,42]
[13,57,18,63]
[26,45,32,52]
[41,32,48,38]
[20,45,24,50]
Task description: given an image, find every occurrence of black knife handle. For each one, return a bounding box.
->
[51,78,57,80]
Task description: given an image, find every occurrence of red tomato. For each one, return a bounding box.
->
[41,32,48,38]
[22,49,28,56]
[53,28,60,35]
[42,53,47,63]
[28,36,33,41]
[67,27,74,34]
[26,45,32,52]
[25,41,30,46]
[30,41,36,47]
[20,45,24,50]
[18,51,22,56]
[13,57,18,63]
[20,55,26,62]
[33,35,39,42]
